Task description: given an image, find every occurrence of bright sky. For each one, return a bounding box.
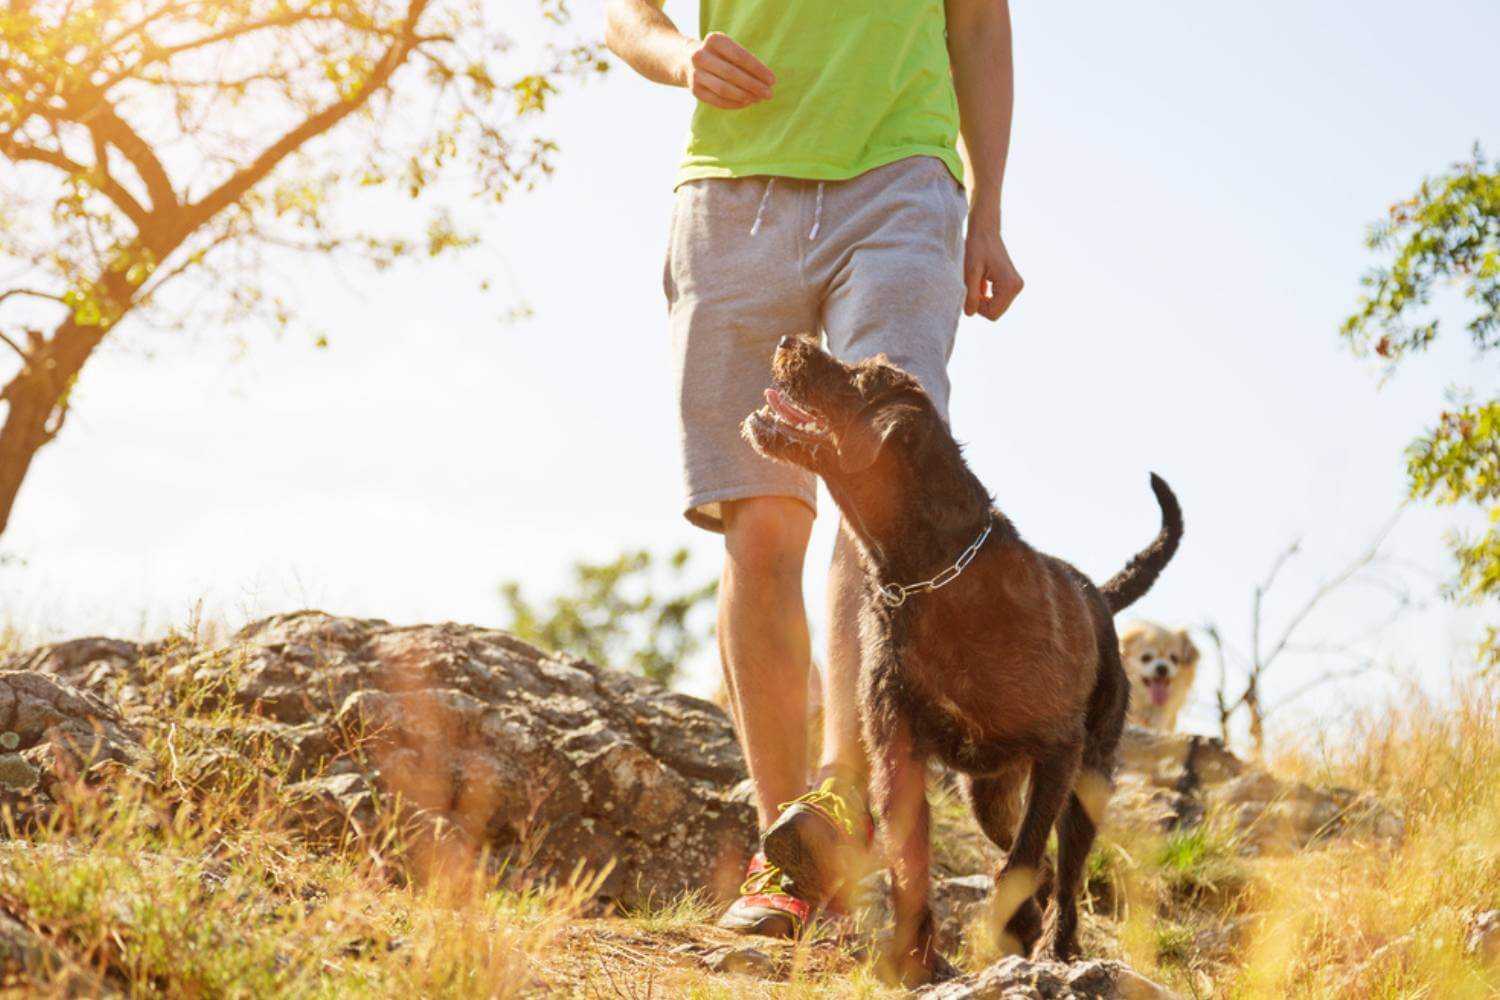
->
[5,0,1496,735]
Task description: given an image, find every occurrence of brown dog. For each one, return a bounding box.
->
[741,338,1182,983]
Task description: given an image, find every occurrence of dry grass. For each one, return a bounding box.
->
[1082,678,1500,998]
[0,623,1496,997]
[1222,680,1500,999]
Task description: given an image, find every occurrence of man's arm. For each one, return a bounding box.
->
[605,0,775,110]
[945,0,1023,321]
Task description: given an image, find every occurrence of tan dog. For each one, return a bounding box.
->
[1120,622,1198,732]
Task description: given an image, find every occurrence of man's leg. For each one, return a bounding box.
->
[761,155,966,903]
[756,526,875,905]
[719,496,814,828]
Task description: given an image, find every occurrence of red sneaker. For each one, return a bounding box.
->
[761,776,875,909]
[716,852,814,939]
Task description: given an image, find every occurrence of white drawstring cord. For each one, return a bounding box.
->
[808,182,825,240]
[749,177,776,236]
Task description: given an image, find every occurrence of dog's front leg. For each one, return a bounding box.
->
[868,718,950,985]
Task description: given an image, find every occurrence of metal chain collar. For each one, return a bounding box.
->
[876,520,994,608]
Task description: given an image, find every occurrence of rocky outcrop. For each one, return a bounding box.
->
[146,611,758,906]
[917,955,1179,1000]
[1108,726,1402,851]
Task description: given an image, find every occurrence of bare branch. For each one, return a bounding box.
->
[1267,663,1383,716]
[0,331,31,365]
[187,0,432,228]
[1262,508,1405,669]
[0,289,67,310]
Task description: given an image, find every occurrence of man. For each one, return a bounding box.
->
[605,0,1022,937]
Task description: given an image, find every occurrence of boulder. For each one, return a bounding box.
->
[160,611,757,906]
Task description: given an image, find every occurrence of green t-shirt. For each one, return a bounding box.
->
[673,0,965,188]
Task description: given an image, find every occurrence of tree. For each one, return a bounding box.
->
[1204,515,1417,756]
[1343,148,1500,666]
[0,0,605,541]
[500,548,718,688]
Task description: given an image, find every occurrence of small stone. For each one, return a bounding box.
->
[1466,909,1500,963]
[0,732,19,750]
[701,945,776,977]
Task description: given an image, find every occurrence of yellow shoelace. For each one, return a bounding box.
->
[740,860,793,897]
[779,777,860,839]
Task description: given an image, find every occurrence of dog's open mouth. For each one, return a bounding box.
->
[1143,676,1171,707]
[747,387,831,444]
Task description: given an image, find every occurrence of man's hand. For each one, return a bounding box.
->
[605,2,773,106]
[675,32,775,110]
[962,211,1023,320]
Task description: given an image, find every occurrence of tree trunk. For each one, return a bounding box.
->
[0,319,111,539]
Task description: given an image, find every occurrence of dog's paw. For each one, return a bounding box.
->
[877,943,957,988]
[1004,898,1045,958]
[1037,923,1081,963]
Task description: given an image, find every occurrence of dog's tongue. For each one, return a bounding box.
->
[1146,677,1170,706]
[766,388,815,424]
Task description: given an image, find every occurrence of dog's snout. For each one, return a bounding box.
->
[1152,663,1170,679]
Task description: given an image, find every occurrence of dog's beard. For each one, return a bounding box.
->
[741,387,834,469]
[740,410,831,469]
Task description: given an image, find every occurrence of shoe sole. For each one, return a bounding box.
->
[761,802,845,905]
[717,909,798,939]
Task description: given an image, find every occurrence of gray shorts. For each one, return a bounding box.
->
[665,155,967,533]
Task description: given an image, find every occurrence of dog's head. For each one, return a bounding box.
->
[1119,621,1199,717]
[741,336,938,483]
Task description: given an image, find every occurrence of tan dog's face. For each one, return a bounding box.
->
[1120,621,1199,730]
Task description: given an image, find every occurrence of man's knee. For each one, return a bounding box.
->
[722,497,812,583]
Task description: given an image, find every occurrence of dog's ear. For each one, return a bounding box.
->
[1176,629,1200,666]
[837,401,929,473]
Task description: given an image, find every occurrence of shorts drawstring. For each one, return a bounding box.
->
[748,178,827,240]
[749,177,776,236]
[808,182,825,240]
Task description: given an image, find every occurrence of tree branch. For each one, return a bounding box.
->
[1,132,152,232]
[94,10,364,94]
[71,99,178,215]
[186,0,431,229]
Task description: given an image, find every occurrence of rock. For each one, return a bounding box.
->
[1466,909,1500,963]
[1108,725,1403,852]
[701,944,777,977]
[851,871,999,956]
[164,611,757,906]
[3,637,152,709]
[0,671,150,810]
[916,955,1179,999]
[1332,932,1414,995]
[0,909,56,978]
[932,873,996,952]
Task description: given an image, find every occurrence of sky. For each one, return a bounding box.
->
[3,0,1497,736]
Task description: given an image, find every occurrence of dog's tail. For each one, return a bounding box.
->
[1101,473,1182,614]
